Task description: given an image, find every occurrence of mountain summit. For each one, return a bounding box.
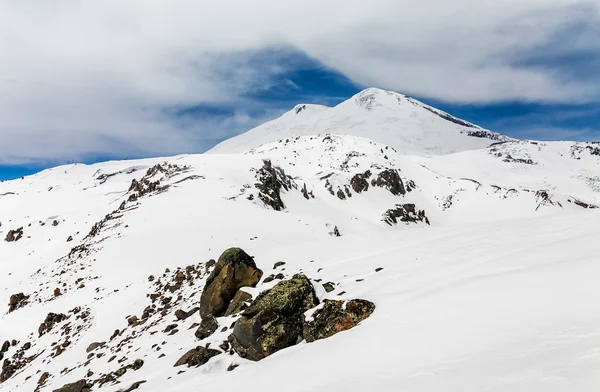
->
[209,88,510,155]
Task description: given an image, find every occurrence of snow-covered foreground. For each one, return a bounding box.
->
[166,211,600,392]
[1,94,599,391]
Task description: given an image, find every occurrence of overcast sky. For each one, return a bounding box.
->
[0,0,599,171]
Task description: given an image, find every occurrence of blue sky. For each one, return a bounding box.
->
[1,1,599,180]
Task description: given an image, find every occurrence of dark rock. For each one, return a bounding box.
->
[254,160,297,211]
[195,316,218,340]
[273,261,286,269]
[199,248,263,318]
[219,340,230,351]
[4,227,23,242]
[371,169,405,195]
[132,359,144,370]
[8,292,28,312]
[174,347,221,367]
[224,290,252,316]
[350,171,371,193]
[38,371,50,386]
[303,299,375,343]
[51,379,92,392]
[227,363,239,371]
[39,313,68,337]
[230,274,319,361]
[175,306,199,321]
[322,282,335,293]
[382,204,430,225]
[1,341,9,353]
[119,380,147,392]
[164,324,178,334]
[127,316,139,326]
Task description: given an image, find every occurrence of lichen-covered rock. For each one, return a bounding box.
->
[230,274,319,361]
[174,347,221,367]
[224,290,252,316]
[195,315,218,340]
[303,299,375,343]
[8,292,28,312]
[371,169,405,195]
[199,248,263,318]
[52,379,92,392]
[1,341,9,353]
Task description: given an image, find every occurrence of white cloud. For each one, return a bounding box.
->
[0,0,598,164]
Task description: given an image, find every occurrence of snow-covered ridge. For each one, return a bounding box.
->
[209,87,510,156]
[0,131,599,391]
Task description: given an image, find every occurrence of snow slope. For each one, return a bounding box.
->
[208,87,510,156]
[1,132,599,392]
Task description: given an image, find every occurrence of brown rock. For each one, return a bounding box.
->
[174,347,221,367]
[86,342,105,353]
[199,248,263,318]
[224,290,252,316]
[52,379,92,392]
[303,299,375,343]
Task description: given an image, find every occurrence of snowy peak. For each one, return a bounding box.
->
[208,87,510,155]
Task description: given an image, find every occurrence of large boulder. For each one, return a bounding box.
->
[199,248,263,319]
[230,274,319,361]
[303,299,375,343]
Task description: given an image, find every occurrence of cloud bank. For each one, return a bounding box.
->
[0,0,599,164]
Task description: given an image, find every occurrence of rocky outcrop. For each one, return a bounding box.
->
[254,160,297,211]
[370,169,405,195]
[38,313,68,337]
[199,248,263,319]
[174,347,221,367]
[350,171,371,193]
[303,299,375,342]
[382,204,430,225]
[8,293,28,312]
[230,274,319,361]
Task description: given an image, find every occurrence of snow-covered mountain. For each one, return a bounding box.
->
[209,88,510,156]
[1,91,600,392]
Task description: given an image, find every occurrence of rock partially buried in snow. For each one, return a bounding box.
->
[174,347,221,367]
[303,299,375,343]
[8,292,28,312]
[52,379,92,392]
[230,274,319,361]
[194,315,218,340]
[199,248,263,319]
